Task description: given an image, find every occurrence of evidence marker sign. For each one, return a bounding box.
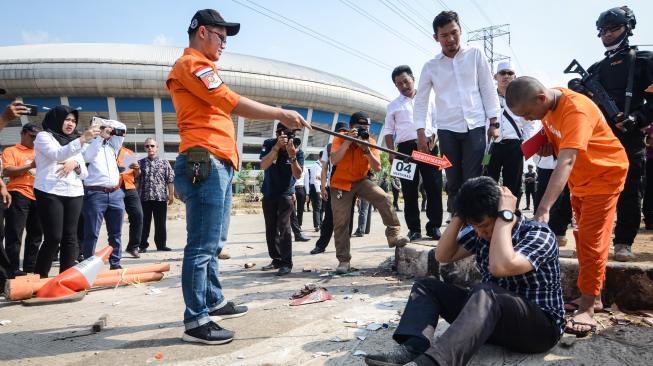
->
[390,159,417,180]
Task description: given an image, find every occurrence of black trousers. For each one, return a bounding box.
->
[438,127,486,212]
[643,158,653,225]
[262,195,293,267]
[392,185,400,210]
[394,278,560,366]
[397,141,443,233]
[315,187,334,250]
[0,206,8,291]
[33,190,83,278]
[4,192,42,274]
[295,186,306,227]
[309,185,322,229]
[123,189,143,251]
[534,168,572,236]
[614,153,645,246]
[486,140,523,197]
[140,200,167,250]
[524,184,536,209]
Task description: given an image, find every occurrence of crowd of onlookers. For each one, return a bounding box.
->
[0,102,175,288]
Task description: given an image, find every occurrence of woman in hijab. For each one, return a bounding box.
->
[33,105,100,278]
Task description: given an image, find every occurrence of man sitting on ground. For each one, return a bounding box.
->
[365,177,563,366]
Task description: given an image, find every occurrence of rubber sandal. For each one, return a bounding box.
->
[564,301,604,313]
[565,319,597,338]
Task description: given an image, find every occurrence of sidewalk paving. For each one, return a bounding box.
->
[1,209,653,365]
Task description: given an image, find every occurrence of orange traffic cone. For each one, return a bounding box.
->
[35,246,113,299]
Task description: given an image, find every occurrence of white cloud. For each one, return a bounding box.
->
[153,34,171,46]
[21,30,60,44]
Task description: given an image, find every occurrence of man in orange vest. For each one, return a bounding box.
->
[117,144,142,259]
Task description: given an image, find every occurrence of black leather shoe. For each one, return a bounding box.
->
[353,230,364,237]
[157,246,172,252]
[126,248,140,258]
[408,231,422,242]
[276,266,292,276]
[426,228,442,240]
[182,321,234,345]
[261,263,279,271]
[138,247,147,253]
[310,247,325,255]
[295,233,310,242]
[110,265,123,270]
[364,344,421,366]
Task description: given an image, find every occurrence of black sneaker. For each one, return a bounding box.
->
[426,228,442,240]
[365,344,421,366]
[182,321,234,345]
[209,301,248,321]
[408,231,422,242]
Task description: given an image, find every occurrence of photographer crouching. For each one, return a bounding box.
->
[259,125,305,276]
[330,112,408,274]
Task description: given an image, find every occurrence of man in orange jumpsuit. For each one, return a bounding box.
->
[506,76,628,336]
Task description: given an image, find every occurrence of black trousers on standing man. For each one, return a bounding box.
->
[438,127,486,213]
[397,141,443,234]
[123,189,143,252]
[262,195,293,268]
[486,139,523,197]
[295,185,306,227]
[4,191,42,274]
[140,200,168,250]
[309,184,322,230]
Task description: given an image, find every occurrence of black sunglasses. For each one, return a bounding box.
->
[498,70,515,76]
[144,144,156,148]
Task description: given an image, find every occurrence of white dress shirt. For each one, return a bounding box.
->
[414,46,500,133]
[82,137,120,188]
[294,166,309,188]
[383,92,437,144]
[309,160,322,191]
[536,155,557,170]
[496,94,536,142]
[34,132,88,197]
[321,145,332,187]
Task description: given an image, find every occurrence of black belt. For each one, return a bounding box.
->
[497,139,521,144]
[85,185,120,193]
[397,139,418,146]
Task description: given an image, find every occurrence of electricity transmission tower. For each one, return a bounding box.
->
[468,24,510,70]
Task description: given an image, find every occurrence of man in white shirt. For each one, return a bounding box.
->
[308,153,323,231]
[290,168,310,242]
[414,10,500,213]
[81,119,126,270]
[384,65,443,241]
[486,61,536,197]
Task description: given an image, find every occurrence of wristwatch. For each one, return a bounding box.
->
[490,122,500,128]
[498,210,514,222]
[288,157,297,163]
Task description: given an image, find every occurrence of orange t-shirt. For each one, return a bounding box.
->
[542,88,628,197]
[2,144,36,200]
[166,48,242,169]
[117,147,137,190]
[330,136,380,191]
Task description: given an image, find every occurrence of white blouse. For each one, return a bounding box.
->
[34,132,88,197]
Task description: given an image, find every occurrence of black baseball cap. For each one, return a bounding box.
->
[21,123,41,133]
[188,9,240,36]
[349,111,371,126]
[334,122,349,132]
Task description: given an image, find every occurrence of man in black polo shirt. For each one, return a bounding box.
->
[366,177,563,366]
[259,125,304,276]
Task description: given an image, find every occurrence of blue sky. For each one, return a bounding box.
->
[2,0,651,98]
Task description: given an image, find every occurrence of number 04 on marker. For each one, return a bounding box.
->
[390,159,417,181]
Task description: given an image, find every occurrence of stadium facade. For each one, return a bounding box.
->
[0,43,390,167]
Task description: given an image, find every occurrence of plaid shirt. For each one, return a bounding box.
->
[459,217,564,333]
[137,156,174,202]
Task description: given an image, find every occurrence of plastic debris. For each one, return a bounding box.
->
[145,288,162,295]
[329,336,350,342]
[302,267,313,272]
[312,352,330,358]
[0,320,11,326]
[340,271,361,277]
[353,350,367,357]
[237,355,245,359]
[357,335,366,341]
[244,262,256,269]
[367,323,389,331]
[290,284,333,306]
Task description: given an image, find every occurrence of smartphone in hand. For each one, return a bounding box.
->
[21,104,39,116]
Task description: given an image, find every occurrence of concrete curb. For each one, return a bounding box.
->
[396,244,653,310]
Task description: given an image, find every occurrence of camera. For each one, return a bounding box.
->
[111,129,126,137]
[280,129,301,147]
[357,127,370,140]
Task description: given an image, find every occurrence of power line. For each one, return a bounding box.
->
[230,0,392,70]
[432,0,472,33]
[339,0,432,55]
[396,0,432,26]
[378,0,433,40]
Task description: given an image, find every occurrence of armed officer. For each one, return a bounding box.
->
[570,6,653,262]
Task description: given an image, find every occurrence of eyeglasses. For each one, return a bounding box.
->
[599,24,624,36]
[144,145,156,148]
[498,70,515,76]
[206,28,227,45]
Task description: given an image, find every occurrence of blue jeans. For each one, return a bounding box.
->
[175,154,233,330]
[82,189,125,268]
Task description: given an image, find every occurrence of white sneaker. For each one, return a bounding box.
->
[614,244,634,262]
